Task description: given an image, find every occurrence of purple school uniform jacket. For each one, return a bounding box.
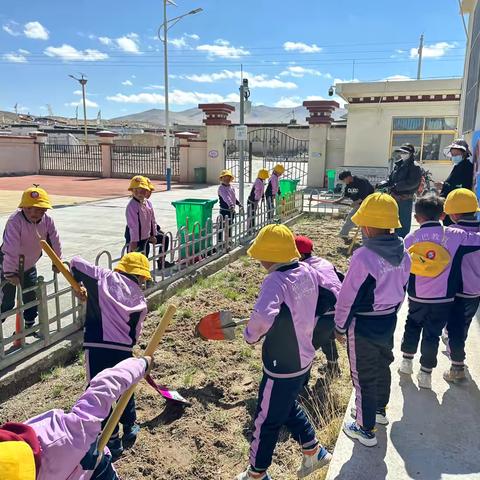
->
[146,198,157,238]
[125,197,154,243]
[218,184,239,211]
[0,210,62,274]
[447,220,480,297]
[404,221,480,302]
[266,174,280,198]
[245,261,341,378]
[335,239,411,334]
[248,178,265,203]
[26,357,147,480]
[70,256,147,351]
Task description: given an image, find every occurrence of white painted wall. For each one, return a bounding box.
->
[0,136,39,175]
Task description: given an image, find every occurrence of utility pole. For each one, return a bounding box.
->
[163,0,172,191]
[417,34,424,80]
[238,77,250,206]
[69,74,89,144]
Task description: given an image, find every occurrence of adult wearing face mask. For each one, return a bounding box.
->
[384,143,422,238]
[438,139,474,226]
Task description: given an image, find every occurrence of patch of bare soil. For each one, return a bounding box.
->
[0,216,353,480]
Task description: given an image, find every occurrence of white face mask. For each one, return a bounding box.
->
[451,155,463,165]
[399,153,410,161]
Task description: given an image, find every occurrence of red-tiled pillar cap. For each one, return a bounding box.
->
[198,103,236,126]
[303,100,340,125]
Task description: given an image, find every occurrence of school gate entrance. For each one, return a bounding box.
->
[224,128,309,185]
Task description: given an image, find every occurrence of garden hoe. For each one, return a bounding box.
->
[195,310,248,341]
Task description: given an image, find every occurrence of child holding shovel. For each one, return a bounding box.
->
[0,356,152,480]
[71,252,150,460]
[0,186,62,338]
[237,224,340,480]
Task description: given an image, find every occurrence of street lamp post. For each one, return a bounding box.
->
[69,74,88,144]
[158,2,203,191]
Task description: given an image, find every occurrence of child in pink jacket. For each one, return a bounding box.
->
[0,356,151,480]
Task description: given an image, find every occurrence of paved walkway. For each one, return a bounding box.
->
[326,301,480,480]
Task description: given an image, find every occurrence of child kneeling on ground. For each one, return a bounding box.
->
[335,193,411,447]
[442,189,480,383]
[237,224,341,480]
[71,252,150,460]
[295,235,344,378]
[0,356,151,480]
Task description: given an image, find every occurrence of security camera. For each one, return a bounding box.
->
[328,86,334,97]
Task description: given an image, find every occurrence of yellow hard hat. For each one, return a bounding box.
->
[444,188,480,215]
[0,441,36,480]
[351,192,401,229]
[273,164,285,175]
[115,252,152,281]
[247,224,300,263]
[18,186,52,209]
[258,169,269,180]
[219,169,234,180]
[145,177,155,191]
[408,241,451,278]
[128,176,150,191]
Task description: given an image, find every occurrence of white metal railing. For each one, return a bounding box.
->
[0,191,304,373]
[304,189,351,217]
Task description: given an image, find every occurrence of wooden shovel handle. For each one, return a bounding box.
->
[97,304,177,453]
[39,240,83,293]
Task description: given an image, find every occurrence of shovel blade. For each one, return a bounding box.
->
[195,310,236,341]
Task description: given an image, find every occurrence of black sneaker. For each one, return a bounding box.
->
[107,437,123,461]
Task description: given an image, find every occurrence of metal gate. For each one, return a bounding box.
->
[224,128,309,185]
[39,144,102,177]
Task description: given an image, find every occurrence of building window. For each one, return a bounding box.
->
[391,116,458,162]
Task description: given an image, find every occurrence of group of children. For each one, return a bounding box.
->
[237,187,480,479]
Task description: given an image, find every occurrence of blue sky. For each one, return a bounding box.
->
[0,0,468,118]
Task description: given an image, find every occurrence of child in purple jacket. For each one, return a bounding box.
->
[0,186,62,337]
[247,169,269,232]
[237,224,341,480]
[335,193,411,447]
[0,356,151,480]
[71,252,150,460]
[265,164,284,219]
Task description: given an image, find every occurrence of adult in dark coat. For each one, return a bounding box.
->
[438,139,474,225]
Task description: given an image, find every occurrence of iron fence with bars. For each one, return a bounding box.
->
[39,144,102,176]
[111,145,180,179]
[0,191,304,372]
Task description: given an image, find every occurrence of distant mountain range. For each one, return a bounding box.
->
[111,102,347,126]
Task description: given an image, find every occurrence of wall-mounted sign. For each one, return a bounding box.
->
[208,149,219,158]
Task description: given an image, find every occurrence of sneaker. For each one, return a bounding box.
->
[123,423,140,443]
[398,358,413,375]
[350,407,389,426]
[236,467,271,480]
[107,437,123,461]
[443,366,467,383]
[342,421,377,447]
[297,445,332,478]
[417,370,432,389]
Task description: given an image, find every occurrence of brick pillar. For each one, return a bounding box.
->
[198,103,235,184]
[303,101,339,188]
[96,130,116,178]
[30,131,48,173]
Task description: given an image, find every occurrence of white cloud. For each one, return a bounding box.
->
[183,69,297,89]
[186,33,200,40]
[409,42,455,59]
[24,21,49,40]
[333,78,360,85]
[169,33,200,49]
[107,89,238,106]
[99,36,112,46]
[65,98,99,108]
[122,79,133,86]
[144,84,165,90]
[197,39,250,58]
[18,49,30,55]
[3,51,28,63]
[382,74,413,81]
[116,33,140,53]
[2,21,20,36]
[73,90,82,95]
[283,41,322,53]
[305,95,326,101]
[280,66,331,78]
[44,44,109,61]
[274,96,302,108]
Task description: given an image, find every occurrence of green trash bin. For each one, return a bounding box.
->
[326,169,336,191]
[171,198,217,257]
[194,167,207,184]
[279,178,300,197]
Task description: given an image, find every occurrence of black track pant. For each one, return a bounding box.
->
[313,313,339,363]
[401,299,453,369]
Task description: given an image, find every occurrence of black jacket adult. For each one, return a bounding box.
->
[440,159,474,198]
[387,156,422,196]
[344,175,374,202]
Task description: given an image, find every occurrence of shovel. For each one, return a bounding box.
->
[13,255,25,348]
[145,374,191,406]
[194,310,248,341]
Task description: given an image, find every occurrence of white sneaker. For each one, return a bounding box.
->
[417,370,432,389]
[398,358,413,375]
[297,446,332,478]
[236,467,270,480]
[351,407,389,425]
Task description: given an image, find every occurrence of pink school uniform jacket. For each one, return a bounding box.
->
[0,210,62,274]
[244,261,341,378]
[70,256,147,351]
[125,198,154,243]
[26,357,147,480]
